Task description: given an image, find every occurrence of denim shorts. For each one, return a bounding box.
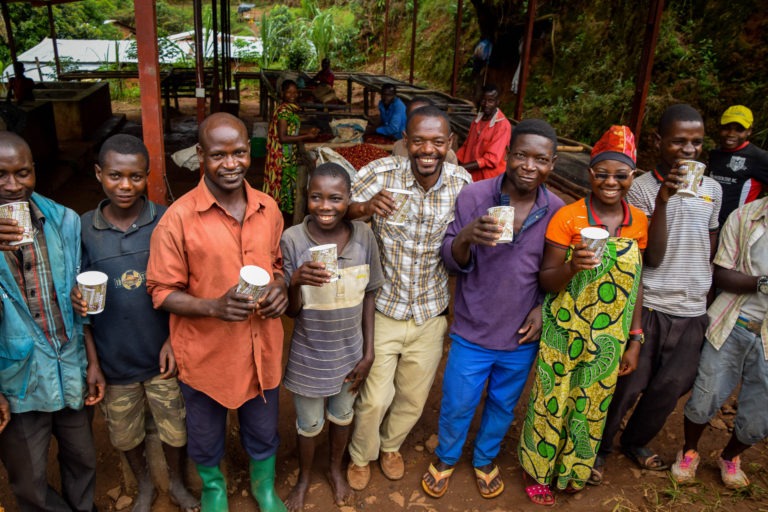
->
[684,324,768,445]
[292,381,356,437]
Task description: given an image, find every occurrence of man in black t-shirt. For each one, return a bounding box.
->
[708,105,768,225]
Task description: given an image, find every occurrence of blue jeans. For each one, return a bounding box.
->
[436,335,538,467]
[685,325,768,445]
[293,381,356,437]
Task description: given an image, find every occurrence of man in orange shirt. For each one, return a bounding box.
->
[456,84,512,182]
[147,113,289,512]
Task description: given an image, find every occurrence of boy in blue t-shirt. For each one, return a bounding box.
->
[72,135,198,512]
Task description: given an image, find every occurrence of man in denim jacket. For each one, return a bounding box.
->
[0,131,104,511]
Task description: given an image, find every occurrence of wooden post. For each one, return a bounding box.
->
[450,0,464,97]
[193,0,206,123]
[134,0,168,205]
[0,0,18,65]
[409,0,417,84]
[46,3,61,79]
[514,0,537,120]
[382,0,389,75]
[630,0,665,139]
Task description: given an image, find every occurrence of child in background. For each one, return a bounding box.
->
[280,163,384,512]
[72,134,199,512]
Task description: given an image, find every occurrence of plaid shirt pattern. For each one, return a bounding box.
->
[3,202,68,348]
[706,197,768,358]
[352,156,471,324]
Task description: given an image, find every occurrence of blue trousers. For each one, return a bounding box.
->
[180,382,280,466]
[436,336,538,467]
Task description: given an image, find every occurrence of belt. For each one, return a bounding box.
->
[736,316,762,335]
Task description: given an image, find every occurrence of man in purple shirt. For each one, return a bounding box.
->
[421,119,564,499]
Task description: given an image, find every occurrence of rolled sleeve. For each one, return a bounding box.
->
[146,217,189,309]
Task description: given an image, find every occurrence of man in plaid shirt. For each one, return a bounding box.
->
[345,105,472,489]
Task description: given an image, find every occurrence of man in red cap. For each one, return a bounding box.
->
[708,105,768,225]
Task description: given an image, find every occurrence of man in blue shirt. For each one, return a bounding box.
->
[421,120,564,499]
[0,130,104,511]
[375,84,407,140]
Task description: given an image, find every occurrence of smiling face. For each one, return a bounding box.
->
[719,122,751,150]
[403,113,453,189]
[0,140,35,205]
[95,151,148,211]
[589,160,634,206]
[505,134,556,195]
[307,174,350,231]
[198,119,250,199]
[656,119,704,172]
[283,83,299,104]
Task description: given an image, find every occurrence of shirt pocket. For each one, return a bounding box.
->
[0,335,37,398]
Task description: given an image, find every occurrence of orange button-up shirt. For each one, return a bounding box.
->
[456,108,512,182]
[146,179,285,408]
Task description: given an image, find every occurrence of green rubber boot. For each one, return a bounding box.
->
[195,463,229,512]
[249,455,287,512]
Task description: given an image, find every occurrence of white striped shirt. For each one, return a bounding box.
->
[627,171,722,317]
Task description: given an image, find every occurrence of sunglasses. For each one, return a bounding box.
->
[590,169,634,182]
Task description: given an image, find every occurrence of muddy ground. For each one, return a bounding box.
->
[1,95,768,512]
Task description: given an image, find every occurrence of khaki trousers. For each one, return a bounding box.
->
[349,311,447,466]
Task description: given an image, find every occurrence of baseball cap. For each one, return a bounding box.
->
[720,105,753,129]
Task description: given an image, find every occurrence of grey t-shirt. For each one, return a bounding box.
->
[281,218,384,397]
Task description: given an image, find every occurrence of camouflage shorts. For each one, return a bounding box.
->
[100,375,187,451]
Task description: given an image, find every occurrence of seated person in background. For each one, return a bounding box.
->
[374,84,407,141]
[311,58,339,104]
[392,96,458,165]
[708,105,768,225]
[5,62,35,104]
[456,84,512,182]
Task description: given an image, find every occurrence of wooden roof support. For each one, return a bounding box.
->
[382,0,389,75]
[630,0,665,138]
[46,3,61,79]
[409,0,417,84]
[1,0,18,65]
[193,0,206,123]
[450,0,464,97]
[134,0,167,205]
[514,0,537,120]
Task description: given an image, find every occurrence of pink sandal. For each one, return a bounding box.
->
[523,473,555,507]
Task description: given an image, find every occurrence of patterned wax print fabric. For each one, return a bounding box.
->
[519,237,642,490]
[264,102,301,214]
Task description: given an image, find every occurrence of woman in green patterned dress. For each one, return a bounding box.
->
[519,126,648,505]
[263,79,319,216]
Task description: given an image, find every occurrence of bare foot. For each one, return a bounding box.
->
[284,475,310,512]
[131,478,157,512]
[168,477,200,512]
[327,468,353,506]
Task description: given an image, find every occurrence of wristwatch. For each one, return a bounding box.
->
[758,276,768,295]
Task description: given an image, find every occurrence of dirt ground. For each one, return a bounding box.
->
[1,98,768,512]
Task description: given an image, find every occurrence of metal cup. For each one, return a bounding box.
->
[385,188,414,226]
[580,227,610,262]
[0,201,34,246]
[236,265,271,302]
[487,206,515,243]
[76,271,108,314]
[676,160,707,198]
[309,244,340,283]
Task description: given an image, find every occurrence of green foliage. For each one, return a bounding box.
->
[286,32,315,70]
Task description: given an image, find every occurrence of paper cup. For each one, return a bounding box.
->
[385,188,413,226]
[309,244,340,283]
[76,271,108,314]
[487,206,515,243]
[676,160,707,198]
[580,227,610,262]
[0,201,34,246]
[236,265,271,302]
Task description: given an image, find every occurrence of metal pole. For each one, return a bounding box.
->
[211,0,220,111]
[630,0,665,139]
[46,3,61,79]
[514,0,537,120]
[0,0,18,65]
[193,0,206,123]
[409,0,417,84]
[134,0,168,205]
[450,0,464,96]
[383,0,389,75]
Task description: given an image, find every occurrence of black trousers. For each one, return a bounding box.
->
[600,308,708,456]
[0,407,96,512]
